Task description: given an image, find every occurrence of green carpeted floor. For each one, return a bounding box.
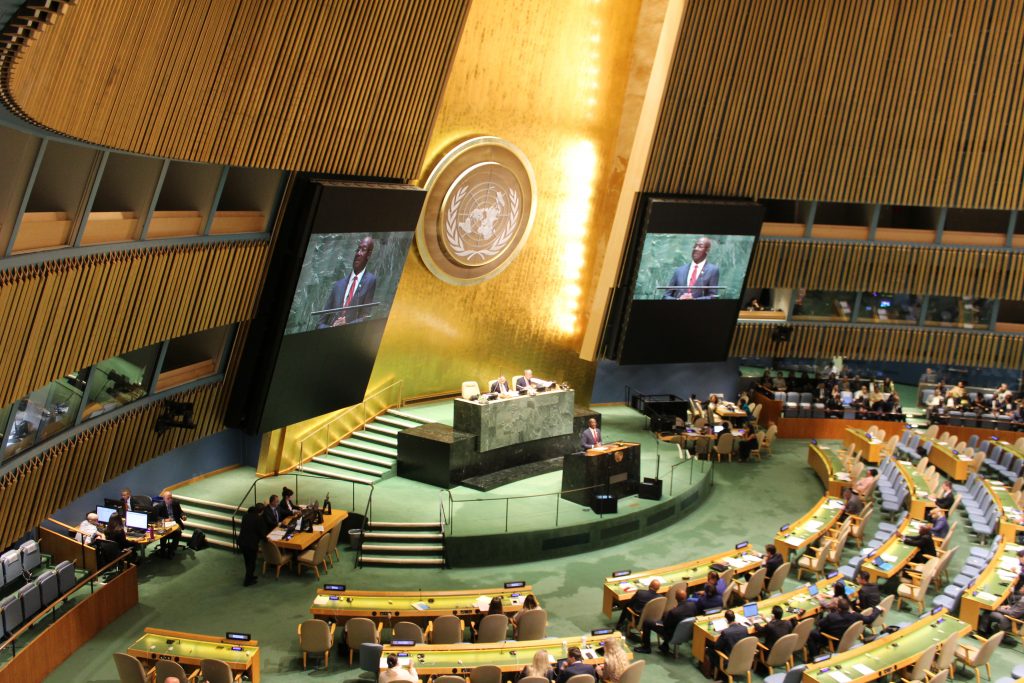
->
[42,419,1024,682]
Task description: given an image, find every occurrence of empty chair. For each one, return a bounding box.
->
[470,664,503,683]
[155,659,196,683]
[716,635,758,683]
[36,570,58,605]
[55,560,76,594]
[931,629,961,679]
[732,567,766,604]
[791,617,816,662]
[475,613,510,643]
[325,522,343,566]
[785,392,800,416]
[298,618,335,669]
[618,659,646,683]
[296,535,330,578]
[393,620,425,643]
[345,617,382,663]
[0,594,23,637]
[461,381,480,399]
[954,631,1004,683]
[112,652,151,683]
[514,607,547,640]
[825,620,864,653]
[260,539,293,577]
[1,550,22,585]
[901,644,936,682]
[714,432,735,463]
[436,677,468,683]
[199,659,237,683]
[359,643,384,675]
[429,614,464,644]
[796,540,832,581]
[798,392,813,416]
[765,663,806,683]
[19,540,40,574]
[662,617,695,658]
[18,582,41,619]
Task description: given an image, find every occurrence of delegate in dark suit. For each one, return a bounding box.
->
[808,601,865,657]
[662,262,721,300]
[490,378,510,394]
[756,616,793,650]
[715,622,749,657]
[557,648,596,683]
[616,581,661,631]
[640,590,697,652]
[155,493,186,557]
[317,271,377,327]
[237,504,267,586]
[580,418,602,449]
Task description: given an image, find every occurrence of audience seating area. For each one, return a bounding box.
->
[0,540,79,640]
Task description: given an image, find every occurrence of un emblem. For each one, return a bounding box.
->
[417,137,536,284]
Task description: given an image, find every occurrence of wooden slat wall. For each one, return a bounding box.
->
[0,240,268,407]
[730,323,1024,369]
[0,0,470,177]
[644,0,1024,209]
[746,240,1024,299]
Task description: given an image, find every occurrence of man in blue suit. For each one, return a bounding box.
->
[318,236,378,327]
[580,417,602,449]
[662,236,720,300]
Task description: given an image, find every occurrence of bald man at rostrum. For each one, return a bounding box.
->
[662,236,720,300]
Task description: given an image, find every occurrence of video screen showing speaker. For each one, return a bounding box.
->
[227,179,425,434]
[609,196,764,364]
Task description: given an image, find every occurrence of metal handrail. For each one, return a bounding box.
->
[356,486,374,568]
[295,379,404,465]
[0,547,132,657]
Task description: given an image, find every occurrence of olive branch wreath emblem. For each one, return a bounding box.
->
[444,182,520,262]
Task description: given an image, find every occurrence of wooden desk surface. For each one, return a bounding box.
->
[843,427,885,464]
[380,633,629,676]
[808,443,852,498]
[127,627,260,683]
[585,441,640,456]
[957,539,1022,629]
[916,435,971,481]
[894,460,936,520]
[802,610,969,683]
[861,515,921,582]
[269,510,347,552]
[601,544,762,617]
[311,586,533,621]
[125,522,179,546]
[984,479,1024,536]
[774,496,845,560]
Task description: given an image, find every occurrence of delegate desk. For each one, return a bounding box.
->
[958,540,1022,629]
[127,628,260,683]
[843,428,885,464]
[984,479,1024,538]
[561,442,640,508]
[125,520,179,559]
[692,574,850,661]
[808,443,852,498]
[862,516,922,583]
[453,389,575,452]
[917,435,972,482]
[802,609,970,683]
[380,633,629,677]
[895,460,936,520]
[774,496,846,561]
[601,543,763,618]
[267,510,348,553]
[311,586,533,624]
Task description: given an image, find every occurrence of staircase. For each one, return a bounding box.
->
[174,494,243,550]
[298,409,433,485]
[358,521,446,568]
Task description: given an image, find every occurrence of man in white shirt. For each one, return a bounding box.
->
[662,237,720,300]
[76,513,105,545]
[318,236,378,327]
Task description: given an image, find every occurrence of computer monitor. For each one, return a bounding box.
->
[713,425,725,434]
[96,506,116,524]
[742,602,758,619]
[103,497,123,510]
[125,510,148,532]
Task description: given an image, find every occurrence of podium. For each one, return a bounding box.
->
[560,442,641,510]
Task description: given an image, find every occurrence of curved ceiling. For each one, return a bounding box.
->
[0,0,470,177]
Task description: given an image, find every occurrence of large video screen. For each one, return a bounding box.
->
[607,197,764,364]
[284,231,413,335]
[227,180,425,434]
[633,233,756,301]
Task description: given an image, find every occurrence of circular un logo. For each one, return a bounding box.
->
[417,137,536,284]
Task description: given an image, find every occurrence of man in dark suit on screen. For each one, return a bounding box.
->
[662,236,720,300]
[318,236,378,327]
[581,417,602,449]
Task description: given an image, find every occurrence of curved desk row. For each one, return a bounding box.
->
[808,443,852,498]
[983,479,1024,538]
[311,586,533,623]
[775,496,846,561]
[894,459,937,521]
[126,628,260,682]
[861,515,921,583]
[958,540,1023,629]
[379,632,629,676]
[842,428,886,464]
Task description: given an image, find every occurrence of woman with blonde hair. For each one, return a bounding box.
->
[597,637,630,683]
[516,649,555,681]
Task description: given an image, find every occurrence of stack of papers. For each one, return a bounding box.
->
[804,520,824,532]
[638,576,665,587]
[835,472,851,481]
[474,596,492,611]
[996,570,1017,582]
[974,590,998,602]
[826,499,845,509]
[740,553,762,564]
[725,557,746,568]
[881,554,898,563]
[853,663,876,676]
[784,535,804,546]
[830,670,852,682]
[266,529,286,540]
[619,582,636,592]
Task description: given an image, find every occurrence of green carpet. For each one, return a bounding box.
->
[42,423,1024,682]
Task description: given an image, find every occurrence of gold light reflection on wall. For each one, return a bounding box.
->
[367,0,662,401]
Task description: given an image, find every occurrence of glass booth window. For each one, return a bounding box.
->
[2,369,88,461]
[791,289,856,322]
[924,296,993,328]
[858,292,920,324]
[82,345,160,420]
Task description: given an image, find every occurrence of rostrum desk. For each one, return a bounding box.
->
[560,442,641,508]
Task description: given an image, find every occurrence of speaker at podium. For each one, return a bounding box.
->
[560,442,641,510]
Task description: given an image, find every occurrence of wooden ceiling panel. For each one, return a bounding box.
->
[0,0,470,177]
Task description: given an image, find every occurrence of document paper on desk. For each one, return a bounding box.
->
[266,529,286,540]
[853,664,875,676]
[830,670,852,683]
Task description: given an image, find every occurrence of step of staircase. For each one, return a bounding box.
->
[359,555,445,567]
[299,464,375,485]
[344,437,398,458]
[386,408,434,425]
[326,446,395,468]
[353,430,398,447]
[181,528,234,551]
[364,531,444,540]
[365,422,402,437]
[368,521,442,530]
[376,414,422,430]
[361,543,445,553]
[174,494,245,515]
[312,454,389,478]
[180,506,236,525]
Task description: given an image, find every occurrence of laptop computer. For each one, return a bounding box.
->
[742,602,764,625]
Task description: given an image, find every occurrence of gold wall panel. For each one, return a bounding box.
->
[746,240,1024,300]
[730,323,1024,369]
[644,0,1024,209]
[0,240,268,406]
[0,0,469,176]
[368,0,665,400]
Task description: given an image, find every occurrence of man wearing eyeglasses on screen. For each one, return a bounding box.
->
[662,236,720,300]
